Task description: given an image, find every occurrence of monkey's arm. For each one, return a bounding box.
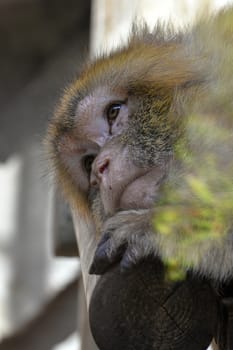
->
[90,207,233,282]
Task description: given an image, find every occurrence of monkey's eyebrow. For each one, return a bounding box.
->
[106,98,128,105]
[104,98,128,111]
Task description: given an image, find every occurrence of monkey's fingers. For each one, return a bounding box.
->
[89,233,127,275]
[120,248,145,273]
[120,239,157,274]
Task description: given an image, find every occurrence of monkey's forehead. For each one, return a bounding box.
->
[51,49,204,138]
[54,16,229,126]
[72,17,219,97]
[76,86,127,112]
[69,43,204,105]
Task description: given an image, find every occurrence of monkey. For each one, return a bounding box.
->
[46,8,233,286]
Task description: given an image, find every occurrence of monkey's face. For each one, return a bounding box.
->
[49,85,178,215]
[50,86,129,197]
[47,38,200,210]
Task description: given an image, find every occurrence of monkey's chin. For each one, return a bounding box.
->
[119,169,163,211]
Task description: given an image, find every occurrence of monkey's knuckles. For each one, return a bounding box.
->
[120,233,157,273]
[89,217,126,275]
[89,231,127,275]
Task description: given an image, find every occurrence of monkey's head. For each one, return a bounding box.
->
[46,26,205,218]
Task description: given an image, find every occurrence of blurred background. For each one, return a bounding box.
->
[0,0,232,349]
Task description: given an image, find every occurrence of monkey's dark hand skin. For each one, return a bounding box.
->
[89,258,218,350]
[89,209,156,275]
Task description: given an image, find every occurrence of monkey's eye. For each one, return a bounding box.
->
[106,103,122,125]
[83,155,95,176]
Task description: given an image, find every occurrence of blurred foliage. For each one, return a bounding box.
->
[153,8,233,281]
[154,116,233,281]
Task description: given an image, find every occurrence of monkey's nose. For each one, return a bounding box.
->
[90,158,110,187]
[98,158,109,174]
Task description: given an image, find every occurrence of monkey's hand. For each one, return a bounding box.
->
[89,209,159,275]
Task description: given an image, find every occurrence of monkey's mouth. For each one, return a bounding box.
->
[100,162,166,216]
[119,168,165,211]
